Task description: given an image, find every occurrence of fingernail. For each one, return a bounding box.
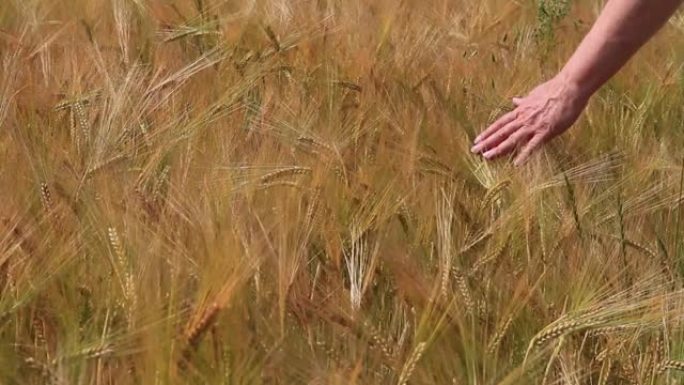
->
[471,145,480,153]
[474,135,482,143]
[483,150,493,159]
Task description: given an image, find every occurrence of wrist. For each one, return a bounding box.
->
[554,71,593,105]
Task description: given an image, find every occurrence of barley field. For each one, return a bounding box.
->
[2,0,684,384]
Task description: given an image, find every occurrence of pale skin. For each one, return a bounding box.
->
[471,0,684,166]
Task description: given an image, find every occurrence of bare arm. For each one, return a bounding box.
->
[471,0,683,166]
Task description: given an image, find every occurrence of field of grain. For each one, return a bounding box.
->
[2,0,684,384]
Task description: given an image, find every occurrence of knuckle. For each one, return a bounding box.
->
[511,128,529,140]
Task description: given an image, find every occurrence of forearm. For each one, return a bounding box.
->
[559,0,683,100]
[473,0,683,164]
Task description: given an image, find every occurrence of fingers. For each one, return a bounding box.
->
[513,134,546,167]
[473,110,517,145]
[482,128,532,160]
[471,118,524,154]
[512,97,524,106]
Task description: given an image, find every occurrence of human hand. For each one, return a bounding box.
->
[471,76,589,166]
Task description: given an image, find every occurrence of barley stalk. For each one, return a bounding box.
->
[452,269,474,315]
[256,181,302,191]
[86,154,127,177]
[39,182,52,213]
[660,359,684,373]
[563,172,582,239]
[361,320,394,359]
[151,165,170,201]
[585,325,633,337]
[481,179,511,209]
[107,227,137,326]
[397,342,426,385]
[107,227,126,269]
[436,188,454,298]
[185,302,221,349]
[259,166,312,184]
[598,359,612,385]
[471,236,509,275]
[487,315,513,354]
[73,100,89,143]
[32,316,47,352]
[532,318,603,347]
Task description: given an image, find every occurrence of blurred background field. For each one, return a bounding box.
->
[2,0,684,383]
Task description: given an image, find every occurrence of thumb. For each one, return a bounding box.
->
[512,97,524,106]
